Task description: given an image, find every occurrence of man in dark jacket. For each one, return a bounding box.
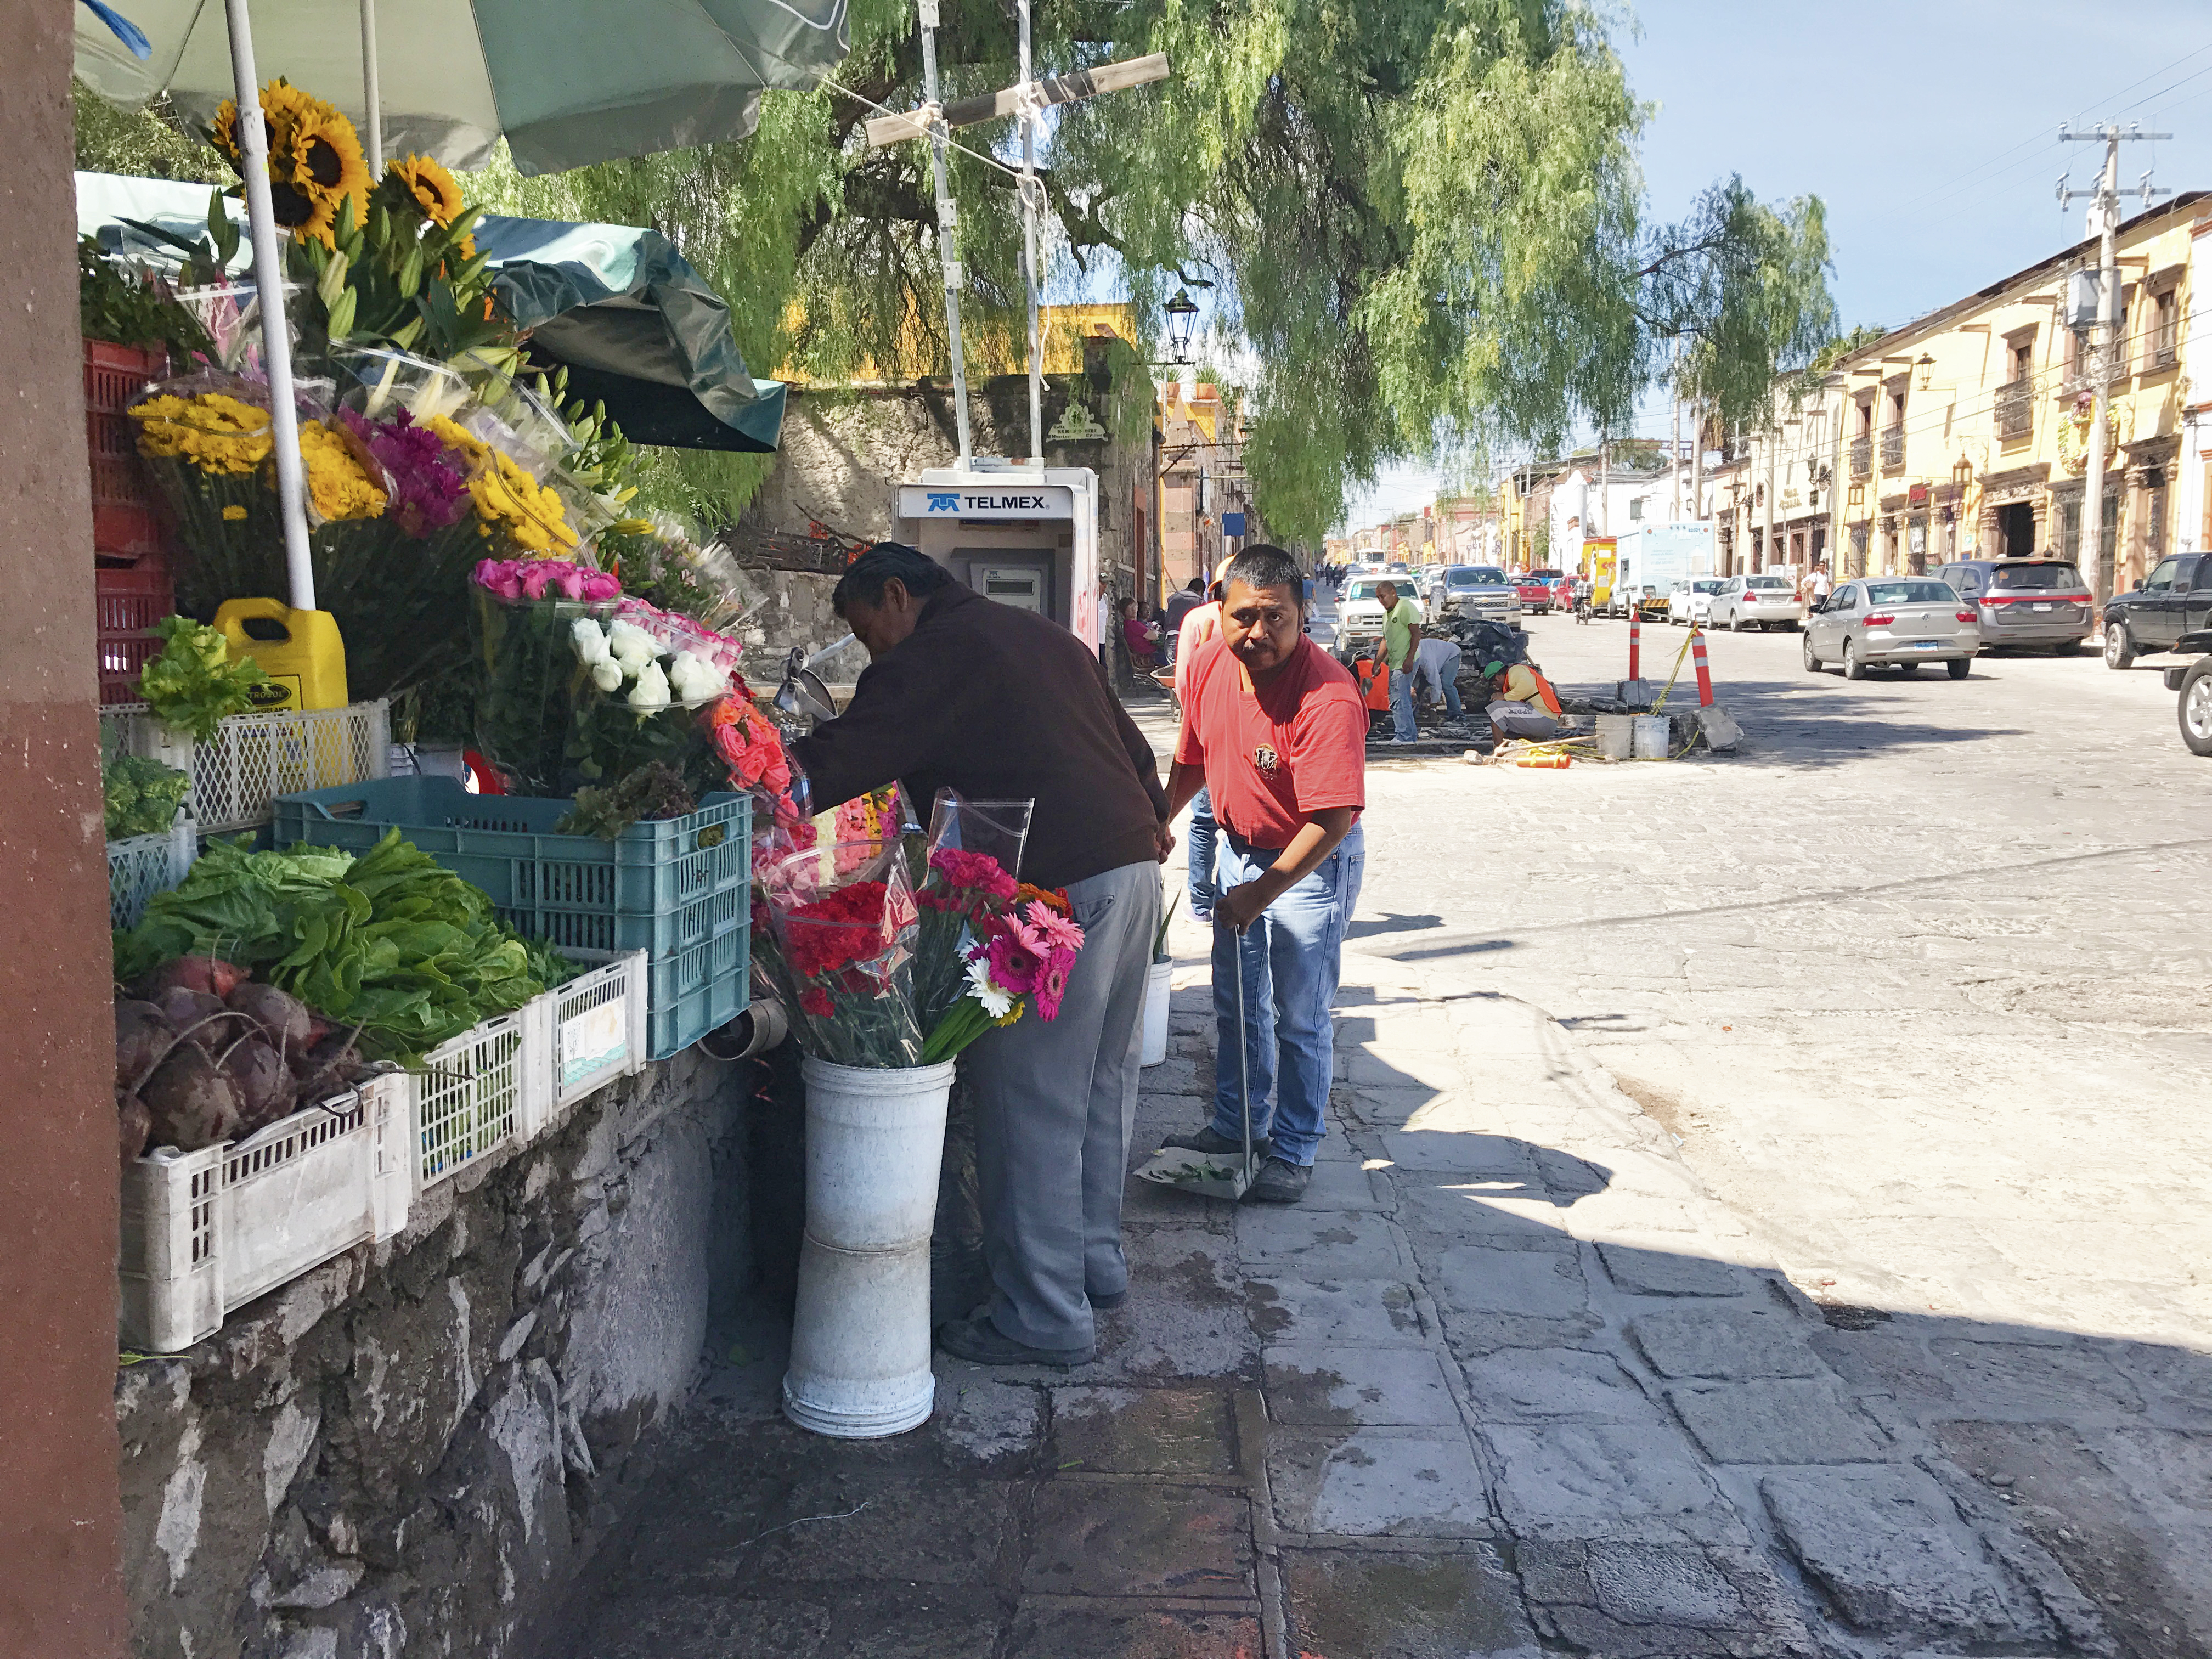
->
[792,544,1168,1367]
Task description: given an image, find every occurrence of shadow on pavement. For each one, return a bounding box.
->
[539,986,2211,1659]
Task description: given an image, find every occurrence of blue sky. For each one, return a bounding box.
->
[1339,0,2212,532]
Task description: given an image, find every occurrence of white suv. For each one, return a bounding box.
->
[1713,574,1805,631]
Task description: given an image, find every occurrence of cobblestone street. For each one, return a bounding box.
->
[558,617,2211,1657]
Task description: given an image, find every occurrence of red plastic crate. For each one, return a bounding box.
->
[97,565,173,705]
[84,341,170,564]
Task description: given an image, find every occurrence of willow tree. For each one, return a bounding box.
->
[77,1,1835,540]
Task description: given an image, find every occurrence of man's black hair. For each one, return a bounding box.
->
[1221,544,1305,608]
[1184,577,1205,592]
[833,541,954,615]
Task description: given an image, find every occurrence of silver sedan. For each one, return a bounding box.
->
[1802,578,1979,680]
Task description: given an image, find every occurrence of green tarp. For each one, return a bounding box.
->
[76,171,783,453]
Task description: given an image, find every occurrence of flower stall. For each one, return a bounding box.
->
[78,78,787,1353]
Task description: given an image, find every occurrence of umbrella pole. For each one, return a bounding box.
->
[360,0,383,171]
[1017,0,1043,470]
[222,0,317,613]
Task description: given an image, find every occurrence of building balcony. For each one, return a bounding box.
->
[1849,435,1871,478]
[1995,379,2033,441]
[1880,424,1905,471]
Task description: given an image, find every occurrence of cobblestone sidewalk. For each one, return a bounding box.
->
[555,925,2199,1657]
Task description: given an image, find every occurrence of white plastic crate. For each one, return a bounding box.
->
[119,1076,411,1352]
[108,817,197,930]
[108,700,391,834]
[410,1005,545,1192]
[539,951,648,1114]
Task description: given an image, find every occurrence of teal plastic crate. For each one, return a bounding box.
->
[274,776,749,959]
[645,923,751,1060]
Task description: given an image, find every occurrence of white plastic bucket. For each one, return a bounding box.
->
[1141,958,1173,1067]
[1631,714,1670,759]
[1594,714,1635,760]
[782,1056,953,1438]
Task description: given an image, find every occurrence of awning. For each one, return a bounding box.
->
[76,171,783,453]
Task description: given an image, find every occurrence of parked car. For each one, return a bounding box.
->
[2164,628,2212,755]
[1713,573,1805,631]
[1515,568,1564,614]
[1802,578,1979,679]
[1933,558,2093,654]
[1548,574,1577,612]
[1426,564,1522,627]
[1667,578,1725,627]
[1335,575,1423,662]
[2096,552,2212,669]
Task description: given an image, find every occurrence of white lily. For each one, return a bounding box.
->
[626,661,672,710]
[964,956,1014,1020]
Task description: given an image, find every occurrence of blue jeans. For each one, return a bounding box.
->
[1187,786,1220,919]
[1415,646,1463,719]
[1209,824,1365,1166]
[1389,662,1417,740]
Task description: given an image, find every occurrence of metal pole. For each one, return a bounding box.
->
[359,0,382,172]
[2084,125,2118,607]
[1761,408,1776,574]
[916,1,973,466]
[1017,0,1044,469]
[224,0,316,612]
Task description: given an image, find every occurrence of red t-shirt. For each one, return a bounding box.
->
[1176,635,1367,848]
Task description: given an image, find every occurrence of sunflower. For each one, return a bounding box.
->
[386,154,464,227]
[210,80,369,251]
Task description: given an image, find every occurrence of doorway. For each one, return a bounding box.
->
[1997,501,2035,558]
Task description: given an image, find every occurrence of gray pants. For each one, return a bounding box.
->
[963,859,1159,1351]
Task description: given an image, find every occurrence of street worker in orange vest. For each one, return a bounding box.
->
[1159,545,1367,1204]
[1481,656,1565,742]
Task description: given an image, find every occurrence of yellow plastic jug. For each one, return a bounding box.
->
[214,600,349,712]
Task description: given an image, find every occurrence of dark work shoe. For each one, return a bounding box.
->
[937,1314,1094,1369]
[1088,1288,1128,1311]
[1160,1125,1272,1159]
[1245,1156,1313,1205]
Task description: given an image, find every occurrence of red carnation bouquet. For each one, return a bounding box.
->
[755,839,924,1067]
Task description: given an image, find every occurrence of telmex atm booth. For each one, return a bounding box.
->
[895,464,1103,650]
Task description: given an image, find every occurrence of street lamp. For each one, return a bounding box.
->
[1163,290,1200,364]
[1917,353,1936,391]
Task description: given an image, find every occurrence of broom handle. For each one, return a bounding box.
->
[1235,930,1254,1176]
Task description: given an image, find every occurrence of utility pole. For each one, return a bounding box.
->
[1671,358,1684,523]
[870,31,1170,469]
[2060,121,2169,605]
[915,0,974,465]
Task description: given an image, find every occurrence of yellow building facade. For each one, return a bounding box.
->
[1830,195,2205,593]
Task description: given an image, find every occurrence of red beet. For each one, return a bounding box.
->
[154,986,229,1037]
[137,956,248,1001]
[119,1092,153,1168]
[115,1000,172,1091]
[227,983,314,1059]
[140,1044,243,1152]
[221,1038,296,1132]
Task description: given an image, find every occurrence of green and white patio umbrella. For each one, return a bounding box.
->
[74,0,848,607]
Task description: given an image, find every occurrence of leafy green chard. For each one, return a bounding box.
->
[115,831,557,1064]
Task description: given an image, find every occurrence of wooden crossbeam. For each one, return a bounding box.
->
[865,53,1170,148]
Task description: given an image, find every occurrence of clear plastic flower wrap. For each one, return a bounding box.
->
[755,838,924,1068]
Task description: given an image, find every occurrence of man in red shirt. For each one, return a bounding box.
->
[1160,545,1367,1202]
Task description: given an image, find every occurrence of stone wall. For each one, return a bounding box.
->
[117,1051,754,1659]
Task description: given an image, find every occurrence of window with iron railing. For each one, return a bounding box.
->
[1849,434,1871,478]
[1880,424,1905,470]
[1995,379,2033,441]
[2151,287,2179,371]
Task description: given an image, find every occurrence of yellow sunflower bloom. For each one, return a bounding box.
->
[213,80,369,251]
[387,154,464,226]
